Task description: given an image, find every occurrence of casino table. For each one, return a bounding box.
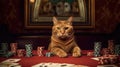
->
[0,50,118,67]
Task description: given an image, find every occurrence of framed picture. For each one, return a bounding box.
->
[25,0,95,29]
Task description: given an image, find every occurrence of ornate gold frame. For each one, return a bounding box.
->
[25,0,95,29]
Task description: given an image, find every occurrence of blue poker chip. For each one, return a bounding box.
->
[45,52,53,57]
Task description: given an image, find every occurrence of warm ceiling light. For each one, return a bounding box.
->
[30,0,35,3]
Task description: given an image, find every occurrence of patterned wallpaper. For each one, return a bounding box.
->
[0,0,120,34]
[95,0,120,33]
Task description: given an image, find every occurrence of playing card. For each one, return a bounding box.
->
[2,59,21,63]
[97,65,118,67]
[32,62,88,67]
[91,57,99,61]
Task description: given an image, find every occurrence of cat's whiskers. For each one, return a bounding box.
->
[48,17,81,57]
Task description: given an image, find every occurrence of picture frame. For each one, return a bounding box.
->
[25,0,95,29]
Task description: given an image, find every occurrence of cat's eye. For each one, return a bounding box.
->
[64,27,68,30]
[57,27,60,29]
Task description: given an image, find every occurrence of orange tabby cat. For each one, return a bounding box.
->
[48,17,81,57]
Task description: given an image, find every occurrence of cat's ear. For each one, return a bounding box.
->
[67,16,73,25]
[53,17,58,25]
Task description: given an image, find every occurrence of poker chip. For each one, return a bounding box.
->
[87,52,94,56]
[98,55,119,65]
[17,49,25,57]
[1,43,8,51]
[45,52,53,57]
[25,44,33,57]
[108,40,115,55]
[3,51,14,58]
[10,43,18,56]
[101,48,111,56]
[0,43,8,55]
[115,45,120,55]
[37,46,44,56]
[94,42,102,57]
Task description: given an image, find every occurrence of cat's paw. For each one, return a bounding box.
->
[72,47,81,57]
[57,51,67,58]
[72,52,81,57]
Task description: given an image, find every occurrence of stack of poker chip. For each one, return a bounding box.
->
[101,48,111,56]
[94,42,102,57]
[115,45,120,56]
[3,51,14,58]
[0,43,14,58]
[25,44,33,57]
[1,43,8,51]
[10,43,18,56]
[108,40,115,55]
[37,46,44,56]
[0,43,8,55]
[98,55,119,65]
[17,49,25,57]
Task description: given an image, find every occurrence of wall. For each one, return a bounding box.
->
[0,0,120,50]
[0,0,120,34]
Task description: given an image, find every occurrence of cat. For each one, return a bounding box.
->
[48,16,81,57]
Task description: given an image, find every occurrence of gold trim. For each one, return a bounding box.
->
[25,0,95,29]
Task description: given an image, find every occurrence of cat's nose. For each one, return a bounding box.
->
[60,31,65,34]
[60,30,65,34]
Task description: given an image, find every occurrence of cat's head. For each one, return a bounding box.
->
[52,17,74,40]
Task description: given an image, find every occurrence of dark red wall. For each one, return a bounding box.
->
[0,0,120,50]
[0,0,120,34]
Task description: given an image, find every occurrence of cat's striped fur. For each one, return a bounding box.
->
[48,17,81,57]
